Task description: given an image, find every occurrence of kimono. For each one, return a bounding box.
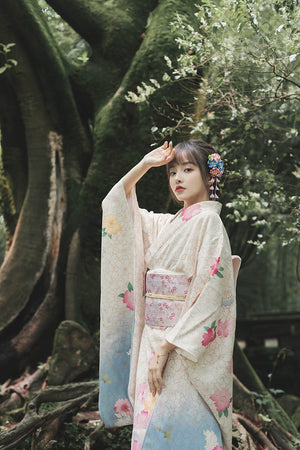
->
[99,180,236,450]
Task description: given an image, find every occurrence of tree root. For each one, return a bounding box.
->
[0,380,98,450]
[31,417,63,450]
[233,413,257,450]
[233,373,300,449]
[235,413,278,450]
[1,364,300,449]
[0,362,49,416]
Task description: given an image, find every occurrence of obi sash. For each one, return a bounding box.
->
[145,270,190,328]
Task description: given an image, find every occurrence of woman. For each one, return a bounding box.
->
[99,140,236,450]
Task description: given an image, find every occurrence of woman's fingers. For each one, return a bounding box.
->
[161,141,168,151]
[148,368,163,396]
[148,353,168,396]
[163,141,174,162]
[143,141,174,167]
[148,366,157,396]
[148,371,155,396]
[153,369,163,395]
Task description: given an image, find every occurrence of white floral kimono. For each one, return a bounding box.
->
[99,180,236,450]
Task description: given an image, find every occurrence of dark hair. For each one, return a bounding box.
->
[167,139,215,196]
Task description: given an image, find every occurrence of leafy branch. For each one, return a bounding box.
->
[125,0,300,251]
[0,43,17,74]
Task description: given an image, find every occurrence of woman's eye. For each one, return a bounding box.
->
[169,171,176,176]
[184,168,192,173]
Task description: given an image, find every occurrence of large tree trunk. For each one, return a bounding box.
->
[0,0,91,377]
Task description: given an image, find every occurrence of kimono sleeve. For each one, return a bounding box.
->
[165,212,235,363]
[127,186,173,252]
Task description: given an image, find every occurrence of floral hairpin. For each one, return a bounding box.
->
[207,153,224,199]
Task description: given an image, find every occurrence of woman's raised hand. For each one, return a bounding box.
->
[123,141,175,197]
[143,141,175,168]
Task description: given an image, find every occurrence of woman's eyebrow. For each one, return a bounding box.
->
[169,161,195,170]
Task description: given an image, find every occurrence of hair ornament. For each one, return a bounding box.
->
[207,153,224,199]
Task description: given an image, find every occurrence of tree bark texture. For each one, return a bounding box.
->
[0,380,99,450]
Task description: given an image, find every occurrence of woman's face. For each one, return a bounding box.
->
[169,159,209,208]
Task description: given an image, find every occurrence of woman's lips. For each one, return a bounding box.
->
[175,186,185,192]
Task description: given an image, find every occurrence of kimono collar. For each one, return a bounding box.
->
[195,201,222,215]
[179,201,222,222]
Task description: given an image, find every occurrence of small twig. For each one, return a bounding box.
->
[267,60,300,89]
[18,360,49,391]
[269,420,300,448]
[32,381,98,409]
[0,380,11,397]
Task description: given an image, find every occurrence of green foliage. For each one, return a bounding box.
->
[38,0,90,63]
[126,0,300,252]
[15,437,31,450]
[269,388,285,396]
[99,425,132,449]
[12,421,90,450]
[4,420,132,449]
[56,421,89,448]
[250,390,273,407]
[0,42,17,74]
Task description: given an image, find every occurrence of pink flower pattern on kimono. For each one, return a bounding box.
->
[227,357,233,373]
[213,447,223,450]
[132,440,142,450]
[145,298,183,328]
[134,410,150,429]
[210,388,232,418]
[217,317,235,338]
[137,382,149,403]
[210,257,224,278]
[148,351,155,366]
[118,282,134,311]
[113,398,133,419]
[181,203,202,221]
[202,321,217,347]
[145,272,188,327]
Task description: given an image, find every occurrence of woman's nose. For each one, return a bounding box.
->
[175,172,182,182]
